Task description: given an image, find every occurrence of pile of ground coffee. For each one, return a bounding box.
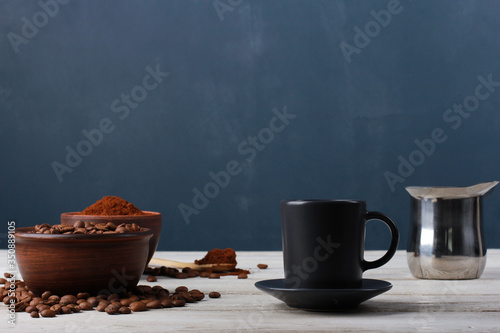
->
[79,196,147,215]
[195,248,237,265]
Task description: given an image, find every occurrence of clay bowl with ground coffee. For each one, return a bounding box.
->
[61,211,161,265]
[14,226,153,296]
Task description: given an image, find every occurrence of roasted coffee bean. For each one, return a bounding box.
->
[187,271,199,278]
[209,292,221,298]
[86,296,99,307]
[105,304,119,315]
[50,304,62,314]
[160,298,173,308]
[146,275,157,282]
[47,295,60,304]
[76,299,86,305]
[189,290,205,301]
[0,278,7,284]
[61,306,72,314]
[208,273,220,279]
[146,300,161,309]
[77,292,90,299]
[60,295,77,305]
[36,304,50,312]
[176,273,188,279]
[40,309,56,317]
[119,306,131,314]
[30,298,42,306]
[129,301,147,312]
[111,301,122,308]
[25,305,36,313]
[3,272,14,279]
[157,289,169,298]
[120,298,133,307]
[41,291,51,300]
[73,220,85,228]
[257,264,268,269]
[96,303,107,312]
[172,299,186,307]
[79,301,93,310]
[128,294,140,302]
[107,293,120,302]
[199,271,210,278]
[238,273,248,279]
[71,305,81,313]
[30,311,39,318]
[175,286,188,293]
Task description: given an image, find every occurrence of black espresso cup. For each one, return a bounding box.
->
[281,200,399,289]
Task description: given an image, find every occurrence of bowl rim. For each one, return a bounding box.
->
[60,211,161,219]
[14,226,154,242]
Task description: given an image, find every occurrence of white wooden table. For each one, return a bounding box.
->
[1,250,499,332]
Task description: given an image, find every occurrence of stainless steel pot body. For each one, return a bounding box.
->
[407,196,486,279]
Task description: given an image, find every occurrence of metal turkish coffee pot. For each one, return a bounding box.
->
[406,181,498,279]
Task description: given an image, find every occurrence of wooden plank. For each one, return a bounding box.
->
[0,250,498,332]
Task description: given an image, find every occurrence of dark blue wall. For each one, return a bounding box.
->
[1,0,500,251]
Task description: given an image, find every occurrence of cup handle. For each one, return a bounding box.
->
[361,211,399,271]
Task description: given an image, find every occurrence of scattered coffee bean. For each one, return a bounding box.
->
[146,275,157,282]
[208,273,220,279]
[41,291,51,300]
[172,299,186,307]
[61,306,72,314]
[209,292,221,299]
[47,295,60,304]
[146,300,161,309]
[4,273,13,279]
[79,301,93,310]
[50,304,62,314]
[60,295,77,305]
[96,303,107,312]
[40,309,56,317]
[0,272,219,319]
[77,292,90,299]
[129,301,147,312]
[257,264,268,269]
[175,286,188,293]
[119,306,131,314]
[86,296,99,307]
[25,305,36,313]
[238,273,248,279]
[105,304,119,315]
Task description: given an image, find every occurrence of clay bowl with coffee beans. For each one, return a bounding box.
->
[14,224,153,296]
[60,211,161,265]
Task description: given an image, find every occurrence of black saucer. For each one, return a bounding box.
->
[254,278,392,311]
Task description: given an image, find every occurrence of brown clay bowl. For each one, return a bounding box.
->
[61,211,161,265]
[14,226,153,296]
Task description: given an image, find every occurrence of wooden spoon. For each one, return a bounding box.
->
[149,257,236,272]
